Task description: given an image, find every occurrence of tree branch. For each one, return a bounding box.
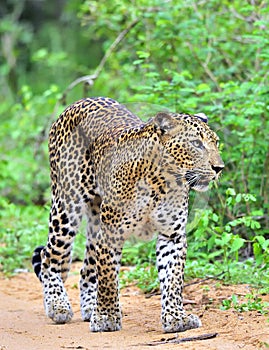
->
[142,332,218,346]
[34,18,139,152]
[186,42,221,92]
[61,18,139,102]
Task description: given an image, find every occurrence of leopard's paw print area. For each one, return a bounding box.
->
[90,311,122,332]
[162,313,202,333]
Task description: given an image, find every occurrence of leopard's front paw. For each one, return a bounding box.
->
[162,313,201,333]
[45,296,73,324]
[90,311,122,332]
[81,305,94,321]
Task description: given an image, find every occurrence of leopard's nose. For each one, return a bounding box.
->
[212,165,224,174]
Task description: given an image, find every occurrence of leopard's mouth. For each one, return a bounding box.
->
[185,170,213,191]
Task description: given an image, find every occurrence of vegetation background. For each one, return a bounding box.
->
[0,0,268,292]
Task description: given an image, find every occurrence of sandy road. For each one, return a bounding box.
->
[0,266,268,350]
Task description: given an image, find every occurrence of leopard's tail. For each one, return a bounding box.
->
[32,246,44,282]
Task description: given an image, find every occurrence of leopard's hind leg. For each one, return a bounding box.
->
[32,123,92,324]
[80,195,101,321]
[37,196,83,324]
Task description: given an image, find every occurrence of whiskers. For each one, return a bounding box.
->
[173,169,219,192]
[185,171,205,190]
[185,169,217,192]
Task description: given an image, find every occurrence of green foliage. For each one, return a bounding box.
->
[120,263,159,293]
[0,85,61,204]
[221,293,269,315]
[0,197,48,274]
[188,188,268,264]
[121,239,156,266]
[120,239,158,292]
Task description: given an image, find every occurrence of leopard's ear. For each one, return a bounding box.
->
[194,113,208,123]
[151,112,178,132]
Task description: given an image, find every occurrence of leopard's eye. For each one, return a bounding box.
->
[191,139,204,149]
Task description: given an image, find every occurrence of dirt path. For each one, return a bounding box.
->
[0,264,268,350]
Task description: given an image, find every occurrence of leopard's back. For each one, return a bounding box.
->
[49,97,142,148]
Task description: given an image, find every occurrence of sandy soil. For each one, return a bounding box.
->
[0,264,268,350]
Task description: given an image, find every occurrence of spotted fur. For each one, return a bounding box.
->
[32,97,224,332]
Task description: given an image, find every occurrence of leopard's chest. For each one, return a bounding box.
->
[113,178,189,239]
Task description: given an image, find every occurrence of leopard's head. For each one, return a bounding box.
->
[150,111,224,192]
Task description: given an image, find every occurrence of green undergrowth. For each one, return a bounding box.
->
[221,293,269,315]
[0,199,48,274]
[0,198,87,275]
[119,238,269,294]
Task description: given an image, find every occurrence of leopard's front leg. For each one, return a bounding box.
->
[156,233,201,333]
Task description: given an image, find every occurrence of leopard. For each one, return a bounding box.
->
[32,97,224,333]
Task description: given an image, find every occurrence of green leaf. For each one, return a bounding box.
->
[230,236,245,253]
[226,188,236,196]
[212,213,219,223]
[235,194,242,203]
[231,294,238,305]
[136,51,150,59]
[250,220,261,229]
